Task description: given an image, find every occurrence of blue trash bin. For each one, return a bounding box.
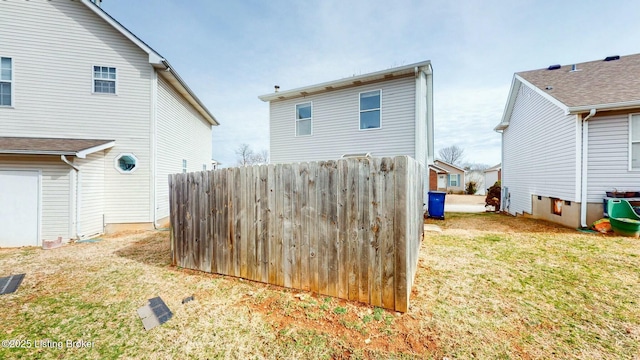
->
[428,191,446,219]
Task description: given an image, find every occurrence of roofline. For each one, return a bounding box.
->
[158,61,220,126]
[494,74,570,131]
[434,159,466,172]
[0,140,115,158]
[81,0,219,126]
[258,61,432,102]
[484,164,501,172]
[428,164,450,173]
[568,100,640,114]
[76,140,115,158]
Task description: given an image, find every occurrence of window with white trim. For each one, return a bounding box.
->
[449,174,460,187]
[115,153,138,173]
[360,90,381,129]
[0,57,12,106]
[93,66,116,94]
[631,114,640,170]
[295,102,312,136]
[182,159,187,173]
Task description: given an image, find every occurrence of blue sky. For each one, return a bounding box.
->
[102,0,640,167]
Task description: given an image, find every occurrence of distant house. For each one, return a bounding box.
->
[466,169,486,195]
[484,163,501,189]
[428,163,449,191]
[432,160,465,193]
[258,61,434,201]
[0,0,219,247]
[495,53,640,228]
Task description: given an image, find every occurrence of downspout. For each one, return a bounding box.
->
[580,108,596,227]
[61,155,81,239]
[151,67,160,229]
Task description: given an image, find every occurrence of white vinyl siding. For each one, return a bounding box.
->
[76,152,105,238]
[270,76,415,163]
[156,75,212,221]
[586,114,640,202]
[0,155,71,241]
[1,0,152,224]
[502,84,579,216]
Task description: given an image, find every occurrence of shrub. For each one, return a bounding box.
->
[485,181,501,210]
[466,181,478,195]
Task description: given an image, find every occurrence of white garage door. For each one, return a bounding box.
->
[0,170,39,247]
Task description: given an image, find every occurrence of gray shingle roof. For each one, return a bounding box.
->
[517,53,640,108]
[0,137,114,156]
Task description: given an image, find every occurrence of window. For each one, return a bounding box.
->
[631,114,640,170]
[296,102,312,136]
[202,164,207,171]
[115,153,138,173]
[1,57,12,106]
[449,174,460,187]
[551,198,562,216]
[360,90,381,130]
[182,159,187,173]
[93,66,116,94]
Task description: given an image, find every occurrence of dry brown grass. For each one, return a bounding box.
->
[0,213,639,359]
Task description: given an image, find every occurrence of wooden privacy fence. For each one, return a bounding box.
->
[169,156,424,312]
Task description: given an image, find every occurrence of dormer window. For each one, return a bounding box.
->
[93,66,116,94]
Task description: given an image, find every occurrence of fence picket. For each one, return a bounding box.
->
[169,156,422,312]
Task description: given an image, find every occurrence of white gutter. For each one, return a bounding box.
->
[580,108,596,227]
[61,155,81,239]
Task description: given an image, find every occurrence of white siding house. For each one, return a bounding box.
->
[259,61,434,201]
[0,0,218,247]
[496,53,640,228]
[483,163,501,191]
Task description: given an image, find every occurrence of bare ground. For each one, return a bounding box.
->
[1,214,639,359]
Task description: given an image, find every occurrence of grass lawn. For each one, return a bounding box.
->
[0,213,639,359]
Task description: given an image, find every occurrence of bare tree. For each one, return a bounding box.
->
[235,143,269,166]
[235,143,254,166]
[438,145,465,165]
[250,149,269,165]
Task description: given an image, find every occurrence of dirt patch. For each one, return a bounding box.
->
[426,212,581,234]
[237,288,439,357]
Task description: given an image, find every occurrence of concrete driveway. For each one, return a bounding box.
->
[444,194,488,213]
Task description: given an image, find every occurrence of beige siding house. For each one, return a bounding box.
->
[496,53,640,228]
[433,160,466,193]
[0,0,218,247]
[259,61,434,201]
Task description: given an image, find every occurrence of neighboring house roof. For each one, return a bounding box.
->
[434,160,465,172]
[0,137,115,158]
[81,0,219,126]
[428,164,449,174]
[258,61,432,102]
[496,53,640,131]
[484,163,501,172]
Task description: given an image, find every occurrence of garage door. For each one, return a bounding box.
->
[0,170,39,247]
